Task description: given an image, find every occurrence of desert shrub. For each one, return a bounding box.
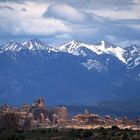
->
[79,129,93,138]
[31,129,36,133]
[14,129,24,133]
[6,134,25,140]
[50,128,59,133]
[46,128,52,133]
[69,129,81,137]
[112,126,119,130]
[69,129,93,138]
[39,129,46,133]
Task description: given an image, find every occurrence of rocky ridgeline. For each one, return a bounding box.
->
[0,98,68,129]
[0,98,140,130]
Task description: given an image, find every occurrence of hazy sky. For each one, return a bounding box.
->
[0,0,140,46]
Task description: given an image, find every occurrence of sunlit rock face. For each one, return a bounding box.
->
[53,107,68,123]
[29,98,68,124]
[31,98,47,122]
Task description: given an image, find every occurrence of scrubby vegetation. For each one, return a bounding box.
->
[0,127,140,140]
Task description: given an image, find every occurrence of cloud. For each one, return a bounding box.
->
[40,0,140,11]
[43,4,92,24]
[0,0,140,47]
[42,4,113,43]
[43,4,110,25]
[21,7,27,12]
[0,5,14,10]
[1,0,139,11]
[42,4,140,45]
[0,18,71,36]
[106,35,140,47]
[0,1,71,41]
[0,0,25,3]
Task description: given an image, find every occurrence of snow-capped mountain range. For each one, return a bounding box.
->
[52,40,126,63]
[0,39,49,52]
[0,39,140,69]
[0,39,140,106]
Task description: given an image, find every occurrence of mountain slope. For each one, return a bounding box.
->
[0,41,26,52]
[0,39,140,107]
[125,45,140,69]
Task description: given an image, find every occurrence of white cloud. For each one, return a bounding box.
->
[106,35,140,47]
[133,0,140,4]
[0,1,49,18]
[0,18,71,36]
[21,18,71,35]
[43,4,93,24]
[0,0,140,46]
[0,1,71,36]
[92,9,140,20]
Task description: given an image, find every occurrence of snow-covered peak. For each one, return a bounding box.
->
[53,40,126,63]
[23,39,49,50]
[0,39,51,53]
[52,40,80,52]
[0,41,25,52]
[91,40,126,63]
[52,40,87,56]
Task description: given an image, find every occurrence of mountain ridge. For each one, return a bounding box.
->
[0,39,140,69]
[0,39,140,107]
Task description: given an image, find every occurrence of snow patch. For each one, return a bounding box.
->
[81,59,107,72]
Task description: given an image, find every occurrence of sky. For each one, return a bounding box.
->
[0,0,140,47]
